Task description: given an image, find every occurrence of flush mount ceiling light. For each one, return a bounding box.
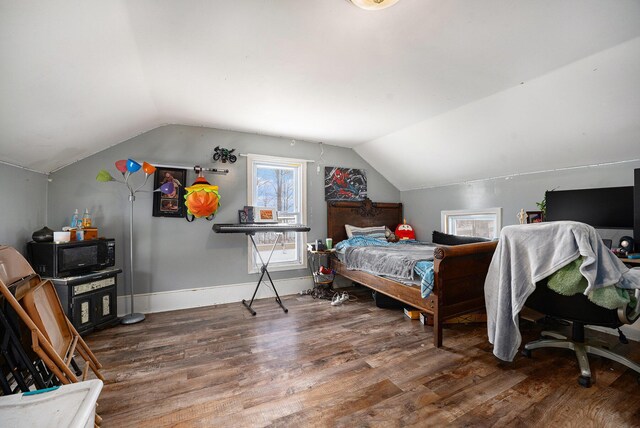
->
[348,0,400,10]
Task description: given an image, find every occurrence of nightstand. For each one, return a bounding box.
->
[306,248,336,299]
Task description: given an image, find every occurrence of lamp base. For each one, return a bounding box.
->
[120,313,145,325]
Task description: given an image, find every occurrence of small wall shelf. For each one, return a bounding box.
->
[151,163,229,175]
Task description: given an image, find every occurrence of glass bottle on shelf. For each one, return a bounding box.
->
[70,209,79,228]
[82,209,92,228]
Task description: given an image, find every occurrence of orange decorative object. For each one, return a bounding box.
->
[184,176,221,220]
[142,162,156,175]
[395,219,416,240]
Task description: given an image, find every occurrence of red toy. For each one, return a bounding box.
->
[395,219,416,240]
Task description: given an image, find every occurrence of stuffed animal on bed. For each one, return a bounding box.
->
[385,228,399,242]
[395,219,416,240]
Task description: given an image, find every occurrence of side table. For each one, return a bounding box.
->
[306,249,336,299]
[47,268,121,335]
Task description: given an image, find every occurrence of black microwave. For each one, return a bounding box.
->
[27,239,115,278]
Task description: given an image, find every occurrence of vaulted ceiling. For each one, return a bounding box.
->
[2,1,639,190]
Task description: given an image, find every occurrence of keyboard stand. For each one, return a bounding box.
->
[242,233,288,316]
[212,223,310,315]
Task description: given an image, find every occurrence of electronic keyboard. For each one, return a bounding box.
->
[212,223,310,234]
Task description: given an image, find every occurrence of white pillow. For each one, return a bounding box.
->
[345,224,389,240]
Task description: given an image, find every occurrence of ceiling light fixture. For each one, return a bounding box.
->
[348,0,400,10]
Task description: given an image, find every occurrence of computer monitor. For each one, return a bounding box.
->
[545,186,634,229]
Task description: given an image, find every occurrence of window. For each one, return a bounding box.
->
[247,154,307,273]
[441,208,502,239]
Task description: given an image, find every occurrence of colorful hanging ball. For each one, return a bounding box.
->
[184,176,221,219]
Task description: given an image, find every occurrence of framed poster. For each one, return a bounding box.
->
[254,207,278,223]
[324,167,367,201]
[152,167,187,218]
[526,210,544,224]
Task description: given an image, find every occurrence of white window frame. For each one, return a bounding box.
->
[247,154,308,273]
[440,207,502,239]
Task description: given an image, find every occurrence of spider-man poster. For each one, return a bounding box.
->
[324,167,367,201]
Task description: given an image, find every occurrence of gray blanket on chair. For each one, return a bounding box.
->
[344,244,436,280]
[484,221,640,362]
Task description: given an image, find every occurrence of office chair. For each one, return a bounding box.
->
[523,276,640,387]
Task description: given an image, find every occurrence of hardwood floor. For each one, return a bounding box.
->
[86,288,640,427]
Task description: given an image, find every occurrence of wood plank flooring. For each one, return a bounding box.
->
[85,287,640,427]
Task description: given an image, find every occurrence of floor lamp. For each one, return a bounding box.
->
[96,160,175,325]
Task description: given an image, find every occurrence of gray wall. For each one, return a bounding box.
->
[401,160,640,245]
[0,163,49,254]
[47,125,400,296]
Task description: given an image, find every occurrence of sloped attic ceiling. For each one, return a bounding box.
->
[1,1,639,189]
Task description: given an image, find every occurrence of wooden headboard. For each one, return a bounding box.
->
[327,198,403,244]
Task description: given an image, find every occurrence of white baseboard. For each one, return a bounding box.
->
[117,276,312,316]
[588,324,640,342]
[621,324,640,342]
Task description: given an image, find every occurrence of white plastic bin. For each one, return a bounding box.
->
[0,379,103,428]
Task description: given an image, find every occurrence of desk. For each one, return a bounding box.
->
[212,223,310,315]
[619,257,640,266]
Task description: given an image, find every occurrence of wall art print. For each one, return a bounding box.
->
[324,167,367,201]
[152,167,187,218]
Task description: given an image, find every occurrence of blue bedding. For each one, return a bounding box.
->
[335,237,435,298]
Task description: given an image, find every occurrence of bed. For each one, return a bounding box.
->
[328,198,498,347]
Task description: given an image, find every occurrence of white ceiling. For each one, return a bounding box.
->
[1,0,639,189]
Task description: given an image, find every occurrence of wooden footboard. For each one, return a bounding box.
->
[331,240,497,347]
[431,240,497,346]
